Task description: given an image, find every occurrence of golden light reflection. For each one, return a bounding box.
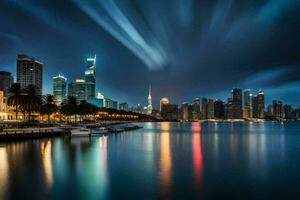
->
[192,122,203,187]
[41,141,53,189]
[0,147,9,200]
[159,122,172,197]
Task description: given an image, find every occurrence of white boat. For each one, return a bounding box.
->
[71,127,91,137]
[91,127,108,136]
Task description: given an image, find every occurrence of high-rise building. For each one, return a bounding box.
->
[207,99,215,119]
[85,55,96,100]
[214,100,225,119]
[201,98,208,119]
[161,103,178,121]
[147,84,153,115]
[160,97,169,112]
[231,88,243,119]
[257,90,265,118]
[0,71,13,96]
[192,98,201,120]
[243,89,253,119]
[272,100,284,119]
[104,98,118,109]
[284,104,293,119]
[180,102,190,121]
[17,54,43,95]
[68,79,86,103]
[252,95,259,118]
[53,75,67,105]
[225,98,234,119]
[119,102,129,111]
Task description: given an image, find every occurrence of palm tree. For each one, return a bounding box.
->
[23,85,42,122]
[61,96,78,123]
[7,83,24,120]
[41,94,58,123]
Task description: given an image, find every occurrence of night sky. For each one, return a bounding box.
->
[1,0,300,108]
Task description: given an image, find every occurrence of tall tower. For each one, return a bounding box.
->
[85,54,96,100]
[147,84,153,115]
[17,54,43,95]
[53,75,67,105]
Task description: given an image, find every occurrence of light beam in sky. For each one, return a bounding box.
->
[74,0,168,70]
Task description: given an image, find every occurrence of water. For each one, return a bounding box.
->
[1,122,300,200]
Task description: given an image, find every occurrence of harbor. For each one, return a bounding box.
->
[0,123,142,141]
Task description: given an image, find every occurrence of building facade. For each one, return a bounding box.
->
[207,99,215,119]
[147,84,153,115]
[17,54,43,95]
[85,55,96,100]
[68,79,86,103]
[119,102,129,111]
[0,71,13,96]
[53,75,67,105]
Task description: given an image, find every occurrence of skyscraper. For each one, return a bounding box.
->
[257,90,265,118]
[214,99,225,119]
[161,103,178,121]
[192,98,201,120]
[231,88,243,119]
[207,99,215,119]
[53,75,67,105]
[147,84,153,115]
[0,71,13,96]
[119,102,129,111]
[17,54,43,95]
[252,95,259,118]
[243,89,253,119]
[85,55,96,100]
[201,98,208,119]
[68,79,86,103]
[160,97,169,112]
[180,102,189,121]
[272,100,284,119]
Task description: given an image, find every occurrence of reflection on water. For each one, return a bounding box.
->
[41,140,53,189]
[159,122,172,198]
[0,146,9,200]
[192,122,203,187]
[1,122,300,199]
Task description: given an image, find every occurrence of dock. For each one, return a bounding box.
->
[0,127,71,141]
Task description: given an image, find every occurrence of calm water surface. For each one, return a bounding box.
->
[1,122,300,200]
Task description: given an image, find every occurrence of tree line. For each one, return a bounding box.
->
[7,83,144,123]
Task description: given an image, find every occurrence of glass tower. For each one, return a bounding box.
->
[85,55,96,100]
[53,75,67,105]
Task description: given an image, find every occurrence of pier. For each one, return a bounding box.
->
[0,127,70,141]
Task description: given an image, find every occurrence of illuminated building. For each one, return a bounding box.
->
[272,100,284,119]
[180,102,190,121]
[104,98,118,109]
[0,71,13,96]
[257,90,265,118]
[160,97,169,112]
[87,92,105,107]
[0,91,14,120]
[201,98,208,119]
[52,75,67,105]
[68,79,86,103]
[161,103,178,121]
[214,99,225,119]
[119,102,129,111]
[207,99,215,119]
[243,89,253,119]
[85,55,96,100]
[147,84,153,115]
[252,95,259,118]
[231,88,243,119]
[192,98,201,120]
[17,54,43,95]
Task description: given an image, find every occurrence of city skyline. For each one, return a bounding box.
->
[0,1,300,107]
